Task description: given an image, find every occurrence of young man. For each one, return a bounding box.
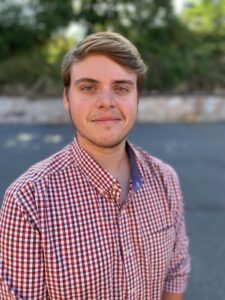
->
[0,32,190,299]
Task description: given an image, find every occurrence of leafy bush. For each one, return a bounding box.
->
[0,0,225,95]
[0,37,75,96]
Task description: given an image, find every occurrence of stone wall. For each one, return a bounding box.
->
[138,95,225,123]
[1,95,225,124]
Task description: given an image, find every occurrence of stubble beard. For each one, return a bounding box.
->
[68,109,130,150]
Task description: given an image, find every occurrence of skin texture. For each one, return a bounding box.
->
[63,54,138,155]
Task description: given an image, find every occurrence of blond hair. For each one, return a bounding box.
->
[61,32,147,95]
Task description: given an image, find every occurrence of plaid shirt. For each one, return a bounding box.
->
[0,137,190,300]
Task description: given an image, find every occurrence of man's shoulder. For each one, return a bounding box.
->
[132,144,181,207]
[132,143,178,181]
[6,142,74,197]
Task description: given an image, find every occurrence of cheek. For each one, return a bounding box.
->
[69,101,90,122]
[124,99,138,116]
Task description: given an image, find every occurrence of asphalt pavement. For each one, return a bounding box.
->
[0,123,225,299]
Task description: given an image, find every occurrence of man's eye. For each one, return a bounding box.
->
[80,85,97,92]
[115,86,129,93]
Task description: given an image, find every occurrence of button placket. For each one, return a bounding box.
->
[118,202,140,299]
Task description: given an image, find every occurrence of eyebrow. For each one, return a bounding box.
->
[74,78,98,85]
[113,80,135,86]
[74,78,135,86]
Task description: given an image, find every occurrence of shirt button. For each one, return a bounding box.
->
[99,189,104,195]
[112,183,118,190]
[125,249,131,257]
[129,287,136,295]
[121,210,126,216]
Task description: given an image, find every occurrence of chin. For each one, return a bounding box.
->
[95,139,126,149]
[90,135,127,149]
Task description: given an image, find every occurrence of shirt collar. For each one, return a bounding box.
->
[126,142,143,192]
[70,137,143,194]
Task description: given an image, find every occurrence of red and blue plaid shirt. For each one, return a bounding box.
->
[0,137,190,299]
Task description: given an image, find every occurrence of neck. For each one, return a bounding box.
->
[80,138,125,169]
[77,136,131,200]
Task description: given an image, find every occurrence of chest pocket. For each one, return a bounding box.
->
[135,188,176,279]
[136,196,175,298]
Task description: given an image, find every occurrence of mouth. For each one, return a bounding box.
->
[91,116,121,123]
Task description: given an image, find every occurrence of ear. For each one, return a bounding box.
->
[63,88,69,112]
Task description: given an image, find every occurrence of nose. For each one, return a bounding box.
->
[97,89,115,108]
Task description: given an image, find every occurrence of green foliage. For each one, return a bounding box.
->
[75,0,175,35]
[0,0,224,94]
[73,0,225,92]
[0,0,74,60]
[181,0,225,34]
[74,0,198,92]
[0,36,74,95]
[179,0,225,92]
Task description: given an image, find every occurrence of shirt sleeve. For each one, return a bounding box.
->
[163,167,191,293]
[0,187,48,299]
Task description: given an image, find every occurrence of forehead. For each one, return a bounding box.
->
[70,54,137,82]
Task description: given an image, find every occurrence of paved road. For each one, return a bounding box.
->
[0,123,225,299]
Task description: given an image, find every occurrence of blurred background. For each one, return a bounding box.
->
[0,0,225,299]
[0,0,225,95]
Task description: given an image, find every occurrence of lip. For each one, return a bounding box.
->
[91,116,121,123]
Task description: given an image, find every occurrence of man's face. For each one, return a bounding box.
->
[64,54,138,151]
